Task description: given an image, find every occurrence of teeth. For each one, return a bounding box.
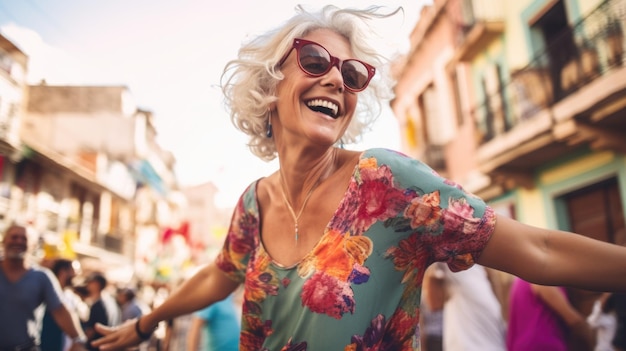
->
[307,99,339,117]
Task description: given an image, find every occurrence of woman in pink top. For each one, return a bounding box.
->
[507,277,592,351]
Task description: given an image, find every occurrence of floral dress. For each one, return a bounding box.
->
[216,148,496,351]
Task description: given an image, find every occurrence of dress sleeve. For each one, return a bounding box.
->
[370,148,497,272]
[215,180,261,283]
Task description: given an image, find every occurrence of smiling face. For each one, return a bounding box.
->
[275,29,360,148]
[2,225,28,260]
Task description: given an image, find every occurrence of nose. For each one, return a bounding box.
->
[321,61,344,93]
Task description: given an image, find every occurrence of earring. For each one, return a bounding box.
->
[266,110,273,138]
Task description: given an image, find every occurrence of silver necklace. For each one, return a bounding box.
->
[278,172,321,244]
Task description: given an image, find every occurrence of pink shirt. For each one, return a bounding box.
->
[507,278,568,351]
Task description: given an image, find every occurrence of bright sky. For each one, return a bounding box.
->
[0,0,428,207]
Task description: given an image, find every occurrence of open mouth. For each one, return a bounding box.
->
[306,99,339,119]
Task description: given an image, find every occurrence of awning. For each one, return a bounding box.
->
[130,159,167,195]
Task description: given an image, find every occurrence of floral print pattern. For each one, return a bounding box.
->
[216,148,496,350]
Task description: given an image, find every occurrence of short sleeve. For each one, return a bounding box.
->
[368,148,496,271]
[216,181,261,283]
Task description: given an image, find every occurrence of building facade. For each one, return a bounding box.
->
[0,32,210,285]
[392,0,626,335]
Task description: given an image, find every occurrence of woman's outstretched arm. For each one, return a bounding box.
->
[478,214,626,292]
[92,262,239,351]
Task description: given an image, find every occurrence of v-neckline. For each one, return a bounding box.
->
[255,152,364,270]
[0,262,29,284]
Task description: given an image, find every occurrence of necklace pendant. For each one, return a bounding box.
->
[295,224,299,243]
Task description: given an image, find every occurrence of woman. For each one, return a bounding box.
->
[506,279,593,351]
[93,5,626,351]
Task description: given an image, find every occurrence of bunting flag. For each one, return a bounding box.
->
[161,221,190,244]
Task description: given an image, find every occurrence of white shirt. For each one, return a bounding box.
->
[437,263,507,351]
[587,299,617,351]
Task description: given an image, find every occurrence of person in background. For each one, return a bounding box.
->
[83,272,121,350]
[0,223,87,351]
[186,292,240,351]
[114,286,151,351]
[116,287,145,322]
[419,268,444,351]
[609,292,626,351]
[162,314,194,350]
[587,292,618,351]
[507,277,594,351]
[94,5,626,351]
[72,284,92,321]
[41,258,86,351]
[424,262,507,351]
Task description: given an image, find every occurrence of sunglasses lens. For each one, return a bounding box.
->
[341,60,370,91]
[299,44,331,75]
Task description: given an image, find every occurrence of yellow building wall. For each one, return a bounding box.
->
[539,151,616,185]
[504,0,535,70]
[578,0,603,16]
[513,151,618,229]
[517,188,548,227]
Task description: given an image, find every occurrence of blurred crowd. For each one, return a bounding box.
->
[0,222,241,351]
[39,259,243,351]
[420,263,626,351]
[3,220,624,351]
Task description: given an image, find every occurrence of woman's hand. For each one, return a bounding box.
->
[91,319,143,351]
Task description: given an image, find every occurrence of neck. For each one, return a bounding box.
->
[1,258,27,282]
[279,148,338,195]
[277,149,338,244]
[1,256,26,271]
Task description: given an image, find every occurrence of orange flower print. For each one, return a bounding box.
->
[404,191,442,231]
[344,235,373,265]
[359,156,378,170]
[299,230,372,318]
[385,233,429,285]
[239,314,273,351]
[245,254,279,303]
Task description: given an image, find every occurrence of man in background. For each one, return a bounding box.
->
[423,262,508,351]
[41,258,86,351]
[83,271,121,350]
[116,287,146,322]
[0,223,87,351]
[186,292,240,351]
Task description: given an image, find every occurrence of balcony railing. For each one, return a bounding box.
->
[80,218,126,254]
[473,0,625,144]
[457,0,505,35]
[451,0,505,60]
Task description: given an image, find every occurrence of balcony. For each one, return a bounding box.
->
[472,0,626,186]
[452,0,506,61]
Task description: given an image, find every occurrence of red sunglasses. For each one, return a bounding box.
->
[278,38,376,92]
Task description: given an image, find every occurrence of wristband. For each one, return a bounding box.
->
[134,318,154,341]
[72,336,87,345]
